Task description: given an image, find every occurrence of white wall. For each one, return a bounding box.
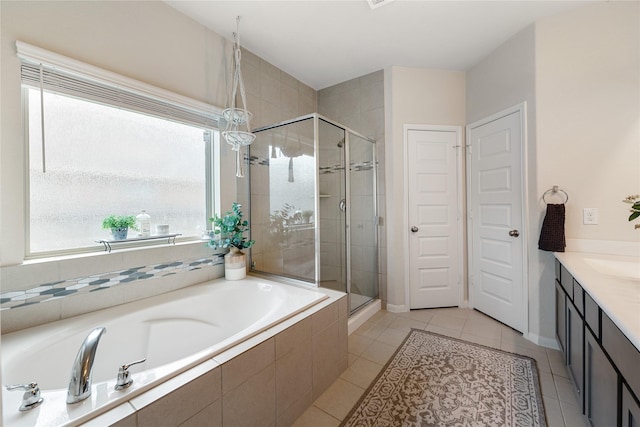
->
[536,1,640,243]
[385,67,466,310]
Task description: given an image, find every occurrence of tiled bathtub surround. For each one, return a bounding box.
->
[67,293,348,427]
[0,255,224,310]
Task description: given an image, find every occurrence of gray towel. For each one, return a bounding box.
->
[538,204,566,252]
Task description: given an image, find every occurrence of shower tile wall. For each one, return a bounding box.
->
[236,48,317,212]
[318,70,386,306]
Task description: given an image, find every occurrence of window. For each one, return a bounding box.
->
[19,43,220,256]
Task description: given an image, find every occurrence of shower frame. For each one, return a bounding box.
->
[249,113,379,314]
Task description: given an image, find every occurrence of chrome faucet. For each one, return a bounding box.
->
[67,326,106,404]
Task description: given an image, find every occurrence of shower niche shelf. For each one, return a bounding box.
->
[96,234,181,252]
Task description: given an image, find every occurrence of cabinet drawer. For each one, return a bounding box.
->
[602,313,640,397]
[572,280,584,316]
[584,292,599,339]
[555,259,561,282]
[560,265,573,299]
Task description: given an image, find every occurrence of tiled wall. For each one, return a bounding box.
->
[0,243,225,333]
[102,296,348,427]
[235,48,318,212]
[317,70,387,306]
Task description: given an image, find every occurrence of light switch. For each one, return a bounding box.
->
[583,208,598,225]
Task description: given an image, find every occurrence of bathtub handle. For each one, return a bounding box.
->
[6,382,44,411]
[115,358,147,390]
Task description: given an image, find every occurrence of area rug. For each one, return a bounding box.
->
[341,329,546,427]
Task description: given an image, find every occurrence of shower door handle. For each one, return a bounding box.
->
[339,199,346,212]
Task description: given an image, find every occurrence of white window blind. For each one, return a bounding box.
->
[17,41,221,129]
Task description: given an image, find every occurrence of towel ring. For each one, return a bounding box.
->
[542,186,569,204]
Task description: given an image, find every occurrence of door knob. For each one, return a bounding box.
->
[509,229,520,237]
[411,226,419,233]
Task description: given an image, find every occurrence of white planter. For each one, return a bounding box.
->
[224,247,247,280]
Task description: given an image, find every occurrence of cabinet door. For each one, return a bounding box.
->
[567,300,583,409]
[585,328,618,427]
[556,281,567,357]
[622,383,640,427]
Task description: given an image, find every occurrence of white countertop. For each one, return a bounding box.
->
[554,251,640,351]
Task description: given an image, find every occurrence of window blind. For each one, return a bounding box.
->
[18,43,221,129]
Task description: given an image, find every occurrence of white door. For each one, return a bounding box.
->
[407,128,461,309]
[468,109,526,332]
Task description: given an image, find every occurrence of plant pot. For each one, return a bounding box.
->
[224,247,246,280]
[111,227,129,240]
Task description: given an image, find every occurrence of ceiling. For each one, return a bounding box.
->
[166,0,593,90]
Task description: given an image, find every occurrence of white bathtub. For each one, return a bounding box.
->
[2,277,329,426]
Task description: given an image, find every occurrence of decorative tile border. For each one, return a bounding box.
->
[0,255,225,310]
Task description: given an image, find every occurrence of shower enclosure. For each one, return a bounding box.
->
[248,114,378,315]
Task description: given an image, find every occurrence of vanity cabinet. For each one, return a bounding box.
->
[622,383,640,427]
[555,259,640,427]
[556,263,584,406]
[566,299,583,407]
[584,327,617,427]
[555,281,566,354]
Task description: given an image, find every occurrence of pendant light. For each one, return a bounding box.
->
[222,16,255,178]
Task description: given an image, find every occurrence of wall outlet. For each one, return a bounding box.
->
[583,208,599,225]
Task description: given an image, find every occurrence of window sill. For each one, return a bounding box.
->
[22,237,212,265]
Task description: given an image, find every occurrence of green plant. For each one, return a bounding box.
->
[301,210,314,222]
[208,202,255,250]
[623,194,640,229]
[102,215,138,230]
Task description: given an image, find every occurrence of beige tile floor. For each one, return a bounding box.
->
[293,307,589,427]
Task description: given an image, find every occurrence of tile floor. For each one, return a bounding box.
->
[292,307,589,427]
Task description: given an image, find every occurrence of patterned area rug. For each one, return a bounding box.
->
[342,329,546,427]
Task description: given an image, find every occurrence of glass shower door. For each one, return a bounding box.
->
[249,117,316,282]
[318,119,347,293]
[348,133,378,313]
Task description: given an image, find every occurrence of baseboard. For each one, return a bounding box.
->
[526,332,560,350]
[386,303,407,313]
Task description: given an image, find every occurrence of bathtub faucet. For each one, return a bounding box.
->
[67,326,106,404]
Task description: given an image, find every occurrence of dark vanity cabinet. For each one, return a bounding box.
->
[566,298,583,407]
[555,281,566,354]
[584,326,617,426]
[622,383,640,427]
[555,259,640,427]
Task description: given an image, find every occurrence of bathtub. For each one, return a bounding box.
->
[2,276,330,426]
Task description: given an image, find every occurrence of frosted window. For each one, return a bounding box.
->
[27,88,210,254]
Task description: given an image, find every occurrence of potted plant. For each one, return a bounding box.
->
[208,202,255,280]
[623,195,640,229]
[102,215,138,240]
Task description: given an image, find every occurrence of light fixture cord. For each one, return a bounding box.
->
[231,16,252,133]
